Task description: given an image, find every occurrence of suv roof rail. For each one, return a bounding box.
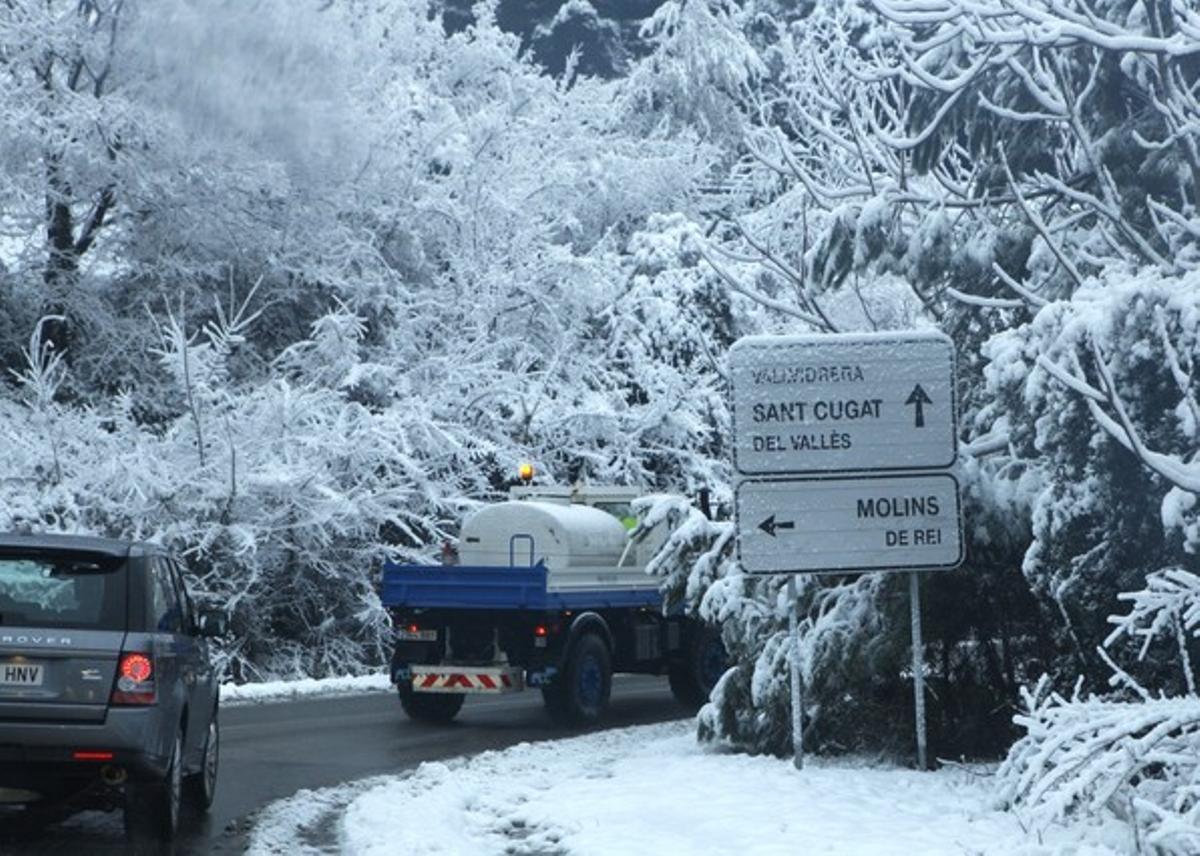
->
[0,532,147,557]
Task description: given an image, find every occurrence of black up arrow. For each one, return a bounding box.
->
[905,384,933,428]
[758,515,795,537]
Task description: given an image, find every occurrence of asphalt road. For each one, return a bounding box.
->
[0,675,687,855]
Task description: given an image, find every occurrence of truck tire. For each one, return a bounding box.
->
[543,632,611,726]
[669,626,727,712]
[124,730,183,842]
[398,684,465,723]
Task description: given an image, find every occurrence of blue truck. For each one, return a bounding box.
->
[381,486,725,725]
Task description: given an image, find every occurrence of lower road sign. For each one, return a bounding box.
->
[735,474,963,574]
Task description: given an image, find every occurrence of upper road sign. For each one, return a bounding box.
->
[731,331,957,476]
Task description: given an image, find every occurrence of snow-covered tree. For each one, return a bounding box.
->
[623,0,766,142]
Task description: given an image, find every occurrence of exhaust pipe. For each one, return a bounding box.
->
[100,765,127,786]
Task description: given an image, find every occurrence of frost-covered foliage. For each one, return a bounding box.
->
[0,0,729,679]
[998,567,1200,851]
[632,493,734,616]
[983,270,1200,680]
[666,0,1039,760]
[0,303,478,680]
[645,0,1200,772]
[698,569,901,757]
[624,0,765,141]
[769,0,1200,839]
[634,494,925,757]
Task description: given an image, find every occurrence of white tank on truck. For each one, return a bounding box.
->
[456,488,663,594]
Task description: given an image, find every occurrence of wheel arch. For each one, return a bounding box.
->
[565,611,612,656]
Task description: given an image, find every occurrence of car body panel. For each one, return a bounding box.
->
[0,628,126,721]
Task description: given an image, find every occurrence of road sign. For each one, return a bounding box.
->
[735,474,963,574]
[730,331,957,476]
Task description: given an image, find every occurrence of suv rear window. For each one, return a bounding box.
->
[0,552,127,631]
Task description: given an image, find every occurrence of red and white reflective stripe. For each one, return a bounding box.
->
[411,667,522,694]
[416,672,513,690]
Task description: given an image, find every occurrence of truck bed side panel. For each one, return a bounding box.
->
[381,563,661,611]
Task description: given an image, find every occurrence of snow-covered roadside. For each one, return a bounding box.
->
[248,720,1132,855]
[220,673,392,706]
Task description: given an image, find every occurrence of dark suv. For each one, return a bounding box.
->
[0,533,223,841]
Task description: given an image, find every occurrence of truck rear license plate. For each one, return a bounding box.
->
[0,663,43,686]
[397,628,438,642]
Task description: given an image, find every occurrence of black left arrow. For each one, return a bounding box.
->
[758,515,796,537]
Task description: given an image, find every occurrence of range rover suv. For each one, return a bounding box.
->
[0,533,224,841]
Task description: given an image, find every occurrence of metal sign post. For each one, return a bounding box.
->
[909,571,928,770]
[788,573,804,770]
[729,330,962,773]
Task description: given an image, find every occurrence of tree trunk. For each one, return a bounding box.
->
[41,150,116,359]
[42,152,79,356]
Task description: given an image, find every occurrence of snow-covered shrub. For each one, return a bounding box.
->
[631,493,734,617]
[0,306,475,681]
[698,570,906,757]
[982,271,1200,688]
[633,488,929,757]
[998,567,1200,851]
[641,0,1054,758]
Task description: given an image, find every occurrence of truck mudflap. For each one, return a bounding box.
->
[410,665,525,695]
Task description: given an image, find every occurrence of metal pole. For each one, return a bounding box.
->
[909,571,928,770]
[788,574,804,770]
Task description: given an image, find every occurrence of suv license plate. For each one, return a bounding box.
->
[0,663,43,686]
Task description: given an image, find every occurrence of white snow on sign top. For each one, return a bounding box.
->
[325,722,1129,856]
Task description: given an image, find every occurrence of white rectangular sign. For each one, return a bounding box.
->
[731,331,957,476]
[735,474,963,574]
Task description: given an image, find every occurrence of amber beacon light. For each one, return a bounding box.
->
[518,463,534,483]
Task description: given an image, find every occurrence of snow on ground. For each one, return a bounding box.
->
[248,720,1131,855]
[220,672,392,706]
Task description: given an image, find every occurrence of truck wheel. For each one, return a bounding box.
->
[669,626,727,712]
[124,731,183,842]
[545,632,611,726]
[183,711,219,812]
[398,684,465,723]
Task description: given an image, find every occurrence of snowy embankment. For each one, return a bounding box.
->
[249,721,1131,855]
[220,673,392,706]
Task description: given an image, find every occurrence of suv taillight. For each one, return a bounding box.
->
[111,652,157,705]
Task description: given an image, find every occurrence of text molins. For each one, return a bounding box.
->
[856,495,941,518]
